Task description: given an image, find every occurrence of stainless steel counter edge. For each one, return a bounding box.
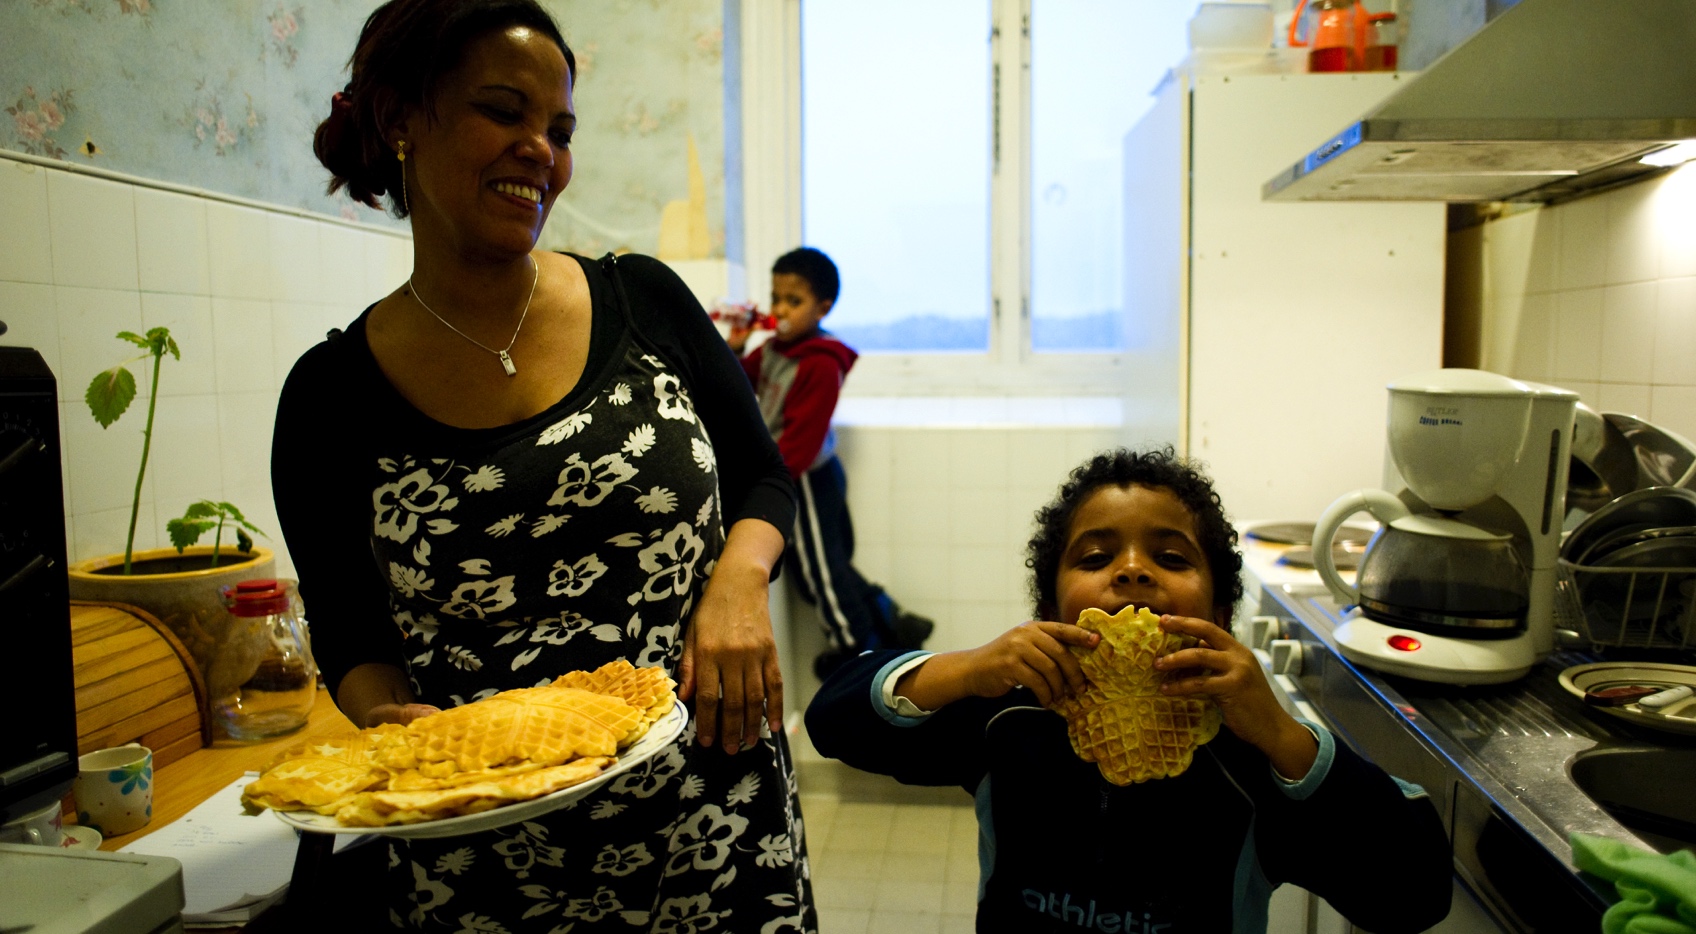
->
[1257,581,1651,932]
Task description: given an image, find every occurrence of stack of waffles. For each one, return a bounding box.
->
[1048,605,1221,785]
[242,660,676,827]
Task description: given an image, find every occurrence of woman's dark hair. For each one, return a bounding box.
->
[314,0,574,217]
[1025,446,1244,618]
[771,247,841,305]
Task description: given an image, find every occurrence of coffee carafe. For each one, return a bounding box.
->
[1327,489,1529,634]
[1312,370,1576,685]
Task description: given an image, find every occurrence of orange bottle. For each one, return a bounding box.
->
[1288,0,1368,73]
[1364,12,1399,71]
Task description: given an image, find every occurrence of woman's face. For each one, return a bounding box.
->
[399,26,575,259]
[1050,484,1220,627]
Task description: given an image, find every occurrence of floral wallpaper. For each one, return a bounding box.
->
[543,0,728,259]
[2,0,731,257]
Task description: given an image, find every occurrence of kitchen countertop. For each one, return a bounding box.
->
[94,689,355,853]
[1251,569,1695,932]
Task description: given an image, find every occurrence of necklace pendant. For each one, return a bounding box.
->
[498,350,518,377]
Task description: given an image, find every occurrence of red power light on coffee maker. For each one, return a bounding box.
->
[1387,634,1422,652]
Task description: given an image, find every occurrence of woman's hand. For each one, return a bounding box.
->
[1154,614,1317,780]
[336,662,440,728]
[896,622,1099,711]
[362,702,442,728]
[680,519,786,755]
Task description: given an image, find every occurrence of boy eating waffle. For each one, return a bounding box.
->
[805,448,1451,934]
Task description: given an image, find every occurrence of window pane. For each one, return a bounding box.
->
[802,0,990,352]
[1030,0,1198,352]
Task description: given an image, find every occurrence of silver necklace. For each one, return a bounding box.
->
[407,256,539,376]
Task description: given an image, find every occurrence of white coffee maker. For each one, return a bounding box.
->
[1311,369,1577,684]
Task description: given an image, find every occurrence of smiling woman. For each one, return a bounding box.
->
[272,1,814,930]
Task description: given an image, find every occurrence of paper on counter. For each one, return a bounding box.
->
[119,772,368,922]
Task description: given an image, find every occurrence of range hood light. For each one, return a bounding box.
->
[1641,141,1696,168]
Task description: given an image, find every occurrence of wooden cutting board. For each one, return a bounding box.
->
[70,600,212,770]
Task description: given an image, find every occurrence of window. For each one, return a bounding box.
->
[1030,0,1165,351]
[801,0,991,352]
[799,0,1201,385]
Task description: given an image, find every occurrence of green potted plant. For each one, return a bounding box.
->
[65,327,276,678]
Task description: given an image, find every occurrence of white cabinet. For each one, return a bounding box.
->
[1122,73,1447,524]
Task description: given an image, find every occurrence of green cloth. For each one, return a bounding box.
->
[1571,833,1696,934]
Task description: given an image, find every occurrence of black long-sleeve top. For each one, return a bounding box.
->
[271,253,796,698]
[806,650,1454,934]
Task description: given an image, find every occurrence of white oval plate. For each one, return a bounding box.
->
[1558,662,1696,737]
[276,703,688,839]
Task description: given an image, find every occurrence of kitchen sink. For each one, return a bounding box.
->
[1569,747,1696,853]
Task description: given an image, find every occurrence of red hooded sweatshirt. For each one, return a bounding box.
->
[740,330,858,479]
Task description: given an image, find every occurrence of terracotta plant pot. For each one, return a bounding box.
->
[67,546,277,688]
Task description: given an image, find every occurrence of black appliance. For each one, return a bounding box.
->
[0,344,77,823]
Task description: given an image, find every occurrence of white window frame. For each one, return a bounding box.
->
[741,0,1127,398]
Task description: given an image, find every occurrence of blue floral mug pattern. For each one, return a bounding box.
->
[74,744,153,836]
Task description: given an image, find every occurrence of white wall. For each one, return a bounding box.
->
[805,421,1120,642]
[0,155,413,577]
[1480,162,1696,438]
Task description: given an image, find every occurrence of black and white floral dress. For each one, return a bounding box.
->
[273,254,815,934]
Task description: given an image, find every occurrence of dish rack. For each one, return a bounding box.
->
[1556,558,1696,651]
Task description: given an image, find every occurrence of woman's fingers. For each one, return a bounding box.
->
[693,641,782,754]
[762,650,785,738]
[720,664,747,756]
[695,660,721,748]
[739,666,766,754]
[363,702,440,728]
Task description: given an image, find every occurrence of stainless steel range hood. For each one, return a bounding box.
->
[1263,0,1696,203]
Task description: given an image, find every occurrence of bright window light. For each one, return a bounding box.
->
[1641,141,1696,168]
[802,0,991,352]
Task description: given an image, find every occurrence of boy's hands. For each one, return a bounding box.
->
[962,622,1100,705]
[897,622,1099,711]
[725,319,752,354]
[1154,615,1317,780]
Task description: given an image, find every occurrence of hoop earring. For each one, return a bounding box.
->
[396,141,410,215]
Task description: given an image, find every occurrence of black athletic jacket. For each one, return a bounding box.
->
[805,650,1453,934]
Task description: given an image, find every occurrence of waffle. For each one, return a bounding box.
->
[390,686,643,772]
[241,724,409,811]
[335,757,614,827]
[553,660,677,723]
[242,663,677,825]
[1049,605,1221,785]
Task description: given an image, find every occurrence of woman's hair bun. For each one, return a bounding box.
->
[312,0,573,218]
[314,88,387,211]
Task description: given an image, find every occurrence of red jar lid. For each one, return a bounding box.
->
[224,578,290,616]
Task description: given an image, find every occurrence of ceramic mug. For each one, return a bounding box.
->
[74,744,153,836]
[0,801,68,847]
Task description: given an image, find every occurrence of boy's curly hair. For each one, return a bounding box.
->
[1025,446,1243,619]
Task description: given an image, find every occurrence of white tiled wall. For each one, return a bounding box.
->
[792,424,1125,656]
[1481,162,1696,439]
[0,156,413,576]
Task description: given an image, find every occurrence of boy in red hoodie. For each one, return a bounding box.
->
[730,247,933,677]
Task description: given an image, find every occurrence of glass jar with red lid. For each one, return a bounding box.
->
[208,578,317,741]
